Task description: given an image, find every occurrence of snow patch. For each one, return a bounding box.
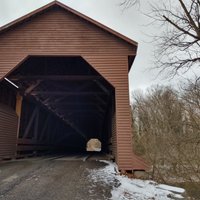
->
[88,160,185,200]
[157,184,185,194]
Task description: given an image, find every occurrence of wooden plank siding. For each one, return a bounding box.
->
[0,4,143,170]
[0,104,18,159]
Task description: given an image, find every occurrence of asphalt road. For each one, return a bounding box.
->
[0,154,113,200]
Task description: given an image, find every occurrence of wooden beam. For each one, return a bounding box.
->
[16,93,23,117]
[94,80,110,95]
[16,93,23,139]
[30,81,107,107]
[62,116,88,141]
[32,96,88,141]
[9,75,102,81]
[17,145,51,151]
[31,91,106,96]
[49,102,104,106]
[23,108,38,138]
[76,81,94,91]
[39,114,51,141]
[48,97,107,110]
[43,97,51,104]
[97,105,106,113]
[56,107,104,112]
[47,81,93,91]
[54,96,67,103]
[18,138,42,145]
[33,107,39,140]
[65,110,104,119]
[25,80,41,95]
[50,119,58,143]
[95,95,107,105]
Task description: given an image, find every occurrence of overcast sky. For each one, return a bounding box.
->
[0,0,197,94]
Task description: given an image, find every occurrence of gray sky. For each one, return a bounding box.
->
[0,0,197,94]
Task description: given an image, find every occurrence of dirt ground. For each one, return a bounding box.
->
[0,154,113,200]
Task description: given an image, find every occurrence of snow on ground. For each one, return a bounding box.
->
[88,160,185,200]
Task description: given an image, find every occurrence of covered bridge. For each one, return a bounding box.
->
[0,1,147,171]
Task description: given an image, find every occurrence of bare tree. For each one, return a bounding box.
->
[150,0,200,77]
[123,0,200,78]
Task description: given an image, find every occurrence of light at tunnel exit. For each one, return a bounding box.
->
[86,138,101,152]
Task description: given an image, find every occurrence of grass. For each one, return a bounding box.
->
[177,182,200,200]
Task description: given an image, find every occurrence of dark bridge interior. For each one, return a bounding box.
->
[6,56,115,154]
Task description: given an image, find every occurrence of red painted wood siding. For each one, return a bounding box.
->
[0,7,137,170]
[0,104,18,159]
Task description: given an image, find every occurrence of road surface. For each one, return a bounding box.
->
[0,154,112,200]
